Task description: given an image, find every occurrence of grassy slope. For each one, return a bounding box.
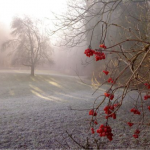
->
[0,71,101,149]
[0,71,150,149]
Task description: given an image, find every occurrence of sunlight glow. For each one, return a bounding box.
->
[48,81,62,88]
[29,84,43,93]
[31,90,66,102]
[31,90,53,101]
[0,0,67,27]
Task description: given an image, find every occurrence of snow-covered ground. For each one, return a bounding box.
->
[0,70,104,149]
[0,70,150,149]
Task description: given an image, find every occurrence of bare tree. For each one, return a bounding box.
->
[2,16,53,76]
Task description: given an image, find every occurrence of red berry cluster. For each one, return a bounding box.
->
[89,109,97,116]
[133,129,140,138]
[97,124,113,141]
[144,83,150,89]
[84,48,106,61]
[104,92,114,100]
[127,122,134,127]
[144,95,150,100]
[130,108,140,115]
[99,44,107,49]
[104,105,116,119]
[148,106,150,111]
[107,78,114,83]
[84,48,95,57]
[103,70,109,75]
[94,51,106,61]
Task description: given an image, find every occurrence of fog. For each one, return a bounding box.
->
[0,25,94,77]
[0,0,148,78]
[0,0,95,77]
[0,22,11,68]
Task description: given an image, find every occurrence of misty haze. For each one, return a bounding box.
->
[0,0,150,149]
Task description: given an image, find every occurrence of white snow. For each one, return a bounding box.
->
[0,71,102,149]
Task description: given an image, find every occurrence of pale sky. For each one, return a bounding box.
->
[0,0,67,28]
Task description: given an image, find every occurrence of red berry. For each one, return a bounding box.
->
[104,92,110,97]
[91,128,95,134]
[104,106,109,111]
[97,129,100,133]
[130,108,140,115]
[107,78,114,83]
[110,106,114,110]
[99,128,103,133]
[145,83,148,86]
[104,128,107,132]
[107,135,113,141]
[112,113,116,119]
[130,108,135,112]
[103,70,109,75]
[109,94,114,100]
[84,48,95,57]
[102,54,106,59]
[89,109,94,115]
[107,127,111,132]
[127,122,134,127]
[102,132,106,136]
[133,134,138,138]
[135,129,140,134]
[94,121,98,125]
[144,83,150,89]
[89,109,97,116]
[99,44,107,49]
[100,124,104,128]
[93,112,97,116]
[114,103,119,107]
[105,116,109,119]
[144,95,148,100]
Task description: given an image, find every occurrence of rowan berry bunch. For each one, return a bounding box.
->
[130,108,141,115]
[107,78,114,84]
[104,105,116,119]
[133,129,140,138]
[84,44,106,61]
[144,95,150,100]
[94,51,106,61]
[144,83,150,89]
[97,124,113,141]
[84,48,95,57]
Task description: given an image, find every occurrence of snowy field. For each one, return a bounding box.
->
[0,70,104,149]
[0,70,150,149]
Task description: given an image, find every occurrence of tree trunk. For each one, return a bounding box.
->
[31,65,35,76]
